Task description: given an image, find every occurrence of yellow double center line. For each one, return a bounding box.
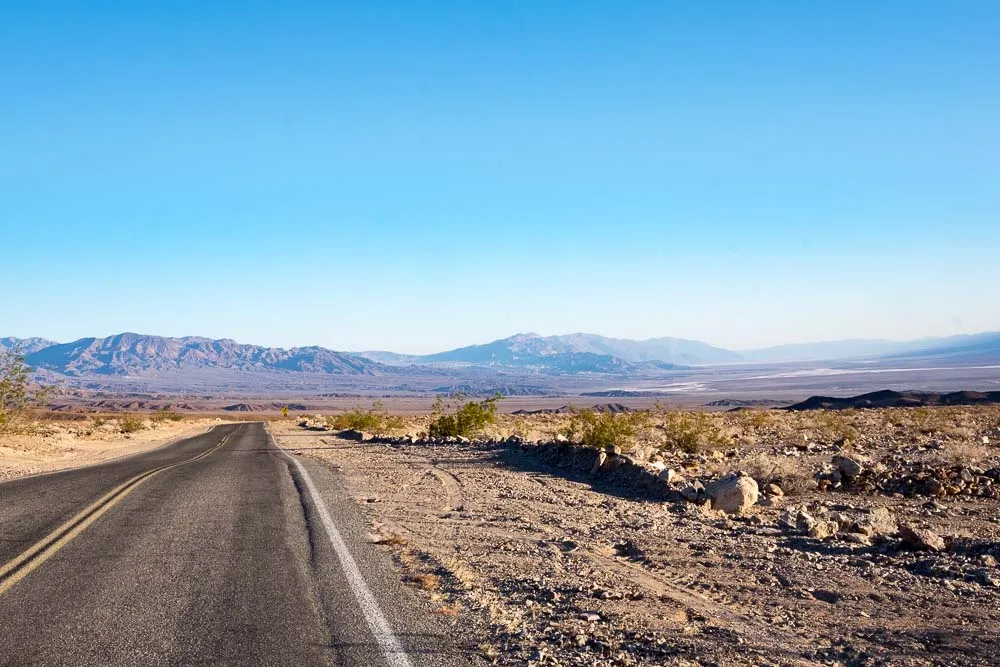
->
[0,429,233,596]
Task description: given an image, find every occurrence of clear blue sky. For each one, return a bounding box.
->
[2,1,998,353]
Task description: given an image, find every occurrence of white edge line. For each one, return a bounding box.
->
[268,428,414,667]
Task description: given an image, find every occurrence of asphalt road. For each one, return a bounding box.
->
[0,423,469,666]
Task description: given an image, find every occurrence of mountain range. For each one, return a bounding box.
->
[2,330,998,385]
[358,331,1000,367]
[5,333,378,377]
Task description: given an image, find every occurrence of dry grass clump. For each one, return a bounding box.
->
[741,453,816,495]
[150,409,183,425]
[432,602,463,617]
[407,572,443,592]
[370,532,408,546]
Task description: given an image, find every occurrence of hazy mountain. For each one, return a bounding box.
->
[358,331,1000,368]
[385,333,715,367]
[547,333,740,365]
[878,332,1000,363]
[25,333,380,377]
[0,337,57,355]
[740,333,1000,364]
[8,330,999,392]
[740,339,918,363]
[354,350,421,365]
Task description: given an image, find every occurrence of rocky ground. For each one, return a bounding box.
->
[0,415,215,480]
[272,405,1000,666]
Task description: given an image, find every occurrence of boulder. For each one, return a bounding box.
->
[809,520,838,540]
[339,429,372,441]
[834,454,864,480]
[898,524,946,552]
[865,507,897,536]
[704,472,759,514]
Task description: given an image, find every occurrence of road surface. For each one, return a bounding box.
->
[0,422,468,666]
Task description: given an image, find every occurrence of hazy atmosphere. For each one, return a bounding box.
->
[3,1,999,352]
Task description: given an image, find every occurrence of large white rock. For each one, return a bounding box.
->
[704,472,759,514]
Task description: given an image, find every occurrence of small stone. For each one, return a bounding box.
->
[658,468,683,485]
[796,511,817,533]
[842,533,871,546]
[764,483,784,497]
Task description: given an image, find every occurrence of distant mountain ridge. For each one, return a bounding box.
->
[358,331,1000,367]
[23,333,379,377]
[0,337,57,355]
[360,332,730,367]
[7,330,999,387]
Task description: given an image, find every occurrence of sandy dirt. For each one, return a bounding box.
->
[271,407,1000,666]
[0,417,217,481]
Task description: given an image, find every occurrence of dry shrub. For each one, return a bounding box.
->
[741,453,815,495]
[408,572,442,592]
[327,401,403,435]
[118,415,145,434]
[371,532,407,546]
[151,409,183,424]
[813,411,858,443]
[433,602,463,617]
[658,410,728,454]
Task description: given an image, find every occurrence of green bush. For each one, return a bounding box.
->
[327,401,403,435]
[91,416,107,428]
[0,345,50,441]
[659,410,727,453]
[427,393,500,439]
[563,409,649,449]
[119,415,145,434]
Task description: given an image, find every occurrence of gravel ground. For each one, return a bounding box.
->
[271,407,1000,666]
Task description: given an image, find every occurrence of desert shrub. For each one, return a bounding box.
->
[741,409,774,430]
[119,415,145,434]
[0,345,50,441]
[562,408,650,449]
[742,453,815,495]
[813,411,858,443]
[91,415,107,428]
[427,394,500,439]
[659,410,728,453]
[151,409,183,424]
[327,401,403,434]
[909,407,948,435]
